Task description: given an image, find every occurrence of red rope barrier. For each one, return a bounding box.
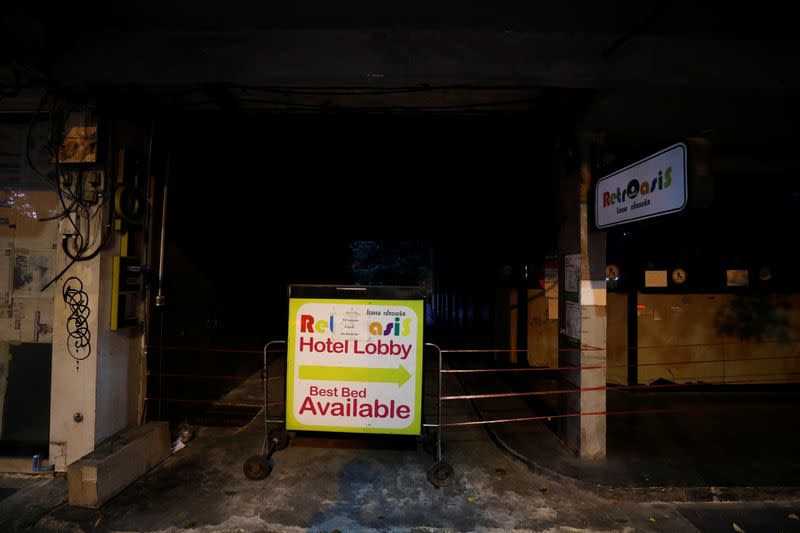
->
[441,376,800,401]
[144,397,283,408]
[636,338,800,350]
[609,353,800,370]
[146,371,282,381]
[145,344,285,355]
[440,346,605,353]
[443,365,589,374]
[441,353,800,374]
[439,403,800,428]
[440,408,679,427]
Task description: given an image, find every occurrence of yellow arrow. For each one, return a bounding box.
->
[298,364,412,387]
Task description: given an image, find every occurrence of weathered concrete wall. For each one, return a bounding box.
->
[507,289,559,368]
[607,292,800,386]
[606,292,628,386]
[556,142,607,460]
[94,250,141,444]
[0,189,60,345]
[47,184,144,471]
[49,257,101,470]
[49,228,144,470]
[0,185,59,448]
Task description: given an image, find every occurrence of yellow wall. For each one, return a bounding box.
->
[606,292,800,385]
[606,292,628,385]
[509,290,800,385]
[508,289,559,368]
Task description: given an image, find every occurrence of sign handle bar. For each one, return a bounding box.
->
[263,339,287,454]
[424,342,444,463]
[422,342,455,487]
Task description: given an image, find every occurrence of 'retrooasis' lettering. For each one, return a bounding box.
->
[602,166,672,208]
[300,314,412,336]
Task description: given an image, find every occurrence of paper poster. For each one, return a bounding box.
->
[12,249,55,296]
[565,254,580,294]
[565,300,581,342]
[644,270,668,288]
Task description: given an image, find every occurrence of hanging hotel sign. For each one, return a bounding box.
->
[286,287,424,436]
[595,142,688,229]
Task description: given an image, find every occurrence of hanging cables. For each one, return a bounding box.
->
[33,94,113,291]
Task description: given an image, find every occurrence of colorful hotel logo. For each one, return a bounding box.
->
[595,142,688,229]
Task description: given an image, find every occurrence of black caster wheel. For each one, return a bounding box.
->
[243,455,272,480]
[427,461,454,488]
[269,429,291,451]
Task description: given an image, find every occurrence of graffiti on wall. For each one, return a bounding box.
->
[62,277,91,367]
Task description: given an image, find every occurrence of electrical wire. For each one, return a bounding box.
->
[34,95,114,290]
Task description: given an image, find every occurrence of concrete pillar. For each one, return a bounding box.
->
[49,216,141,471]
[49,255,102,471]
[557,138,607,460]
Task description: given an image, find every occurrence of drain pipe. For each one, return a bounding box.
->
[155,151,169,308]
[155,152,170,419]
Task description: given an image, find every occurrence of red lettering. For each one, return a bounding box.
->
[603,191,611,207]
[299,336,313,352]
[299,396,316,415]
[298,397,413,421]
[300,315,314,332]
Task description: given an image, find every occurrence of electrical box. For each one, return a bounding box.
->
[110,256,140,330]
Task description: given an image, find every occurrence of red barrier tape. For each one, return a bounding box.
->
[442,354,800,374]
[144,397,283,408]
[145,345,285,355]
[441,375,800,401]
[440,404,800,428]
[146,371,282,381]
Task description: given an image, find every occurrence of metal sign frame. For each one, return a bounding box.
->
[285,285,425,436]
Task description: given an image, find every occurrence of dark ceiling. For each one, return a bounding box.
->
[14,2,799,36]
[2,3,799,158]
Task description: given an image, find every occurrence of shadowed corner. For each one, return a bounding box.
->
[714,293,792,342]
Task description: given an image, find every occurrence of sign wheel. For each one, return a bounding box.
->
[427,461,454,488]
[270,429,292,451]
[243,455,272,480]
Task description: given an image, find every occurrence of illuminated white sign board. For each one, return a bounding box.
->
[286,294,423,436]
[595,142,688,229]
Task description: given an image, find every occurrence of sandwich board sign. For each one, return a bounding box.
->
[286,285,425,435]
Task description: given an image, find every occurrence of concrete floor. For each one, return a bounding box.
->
[449,355,800,498]
[8,421,703,532]
[6,417,799,532]
[1,359,798,532]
